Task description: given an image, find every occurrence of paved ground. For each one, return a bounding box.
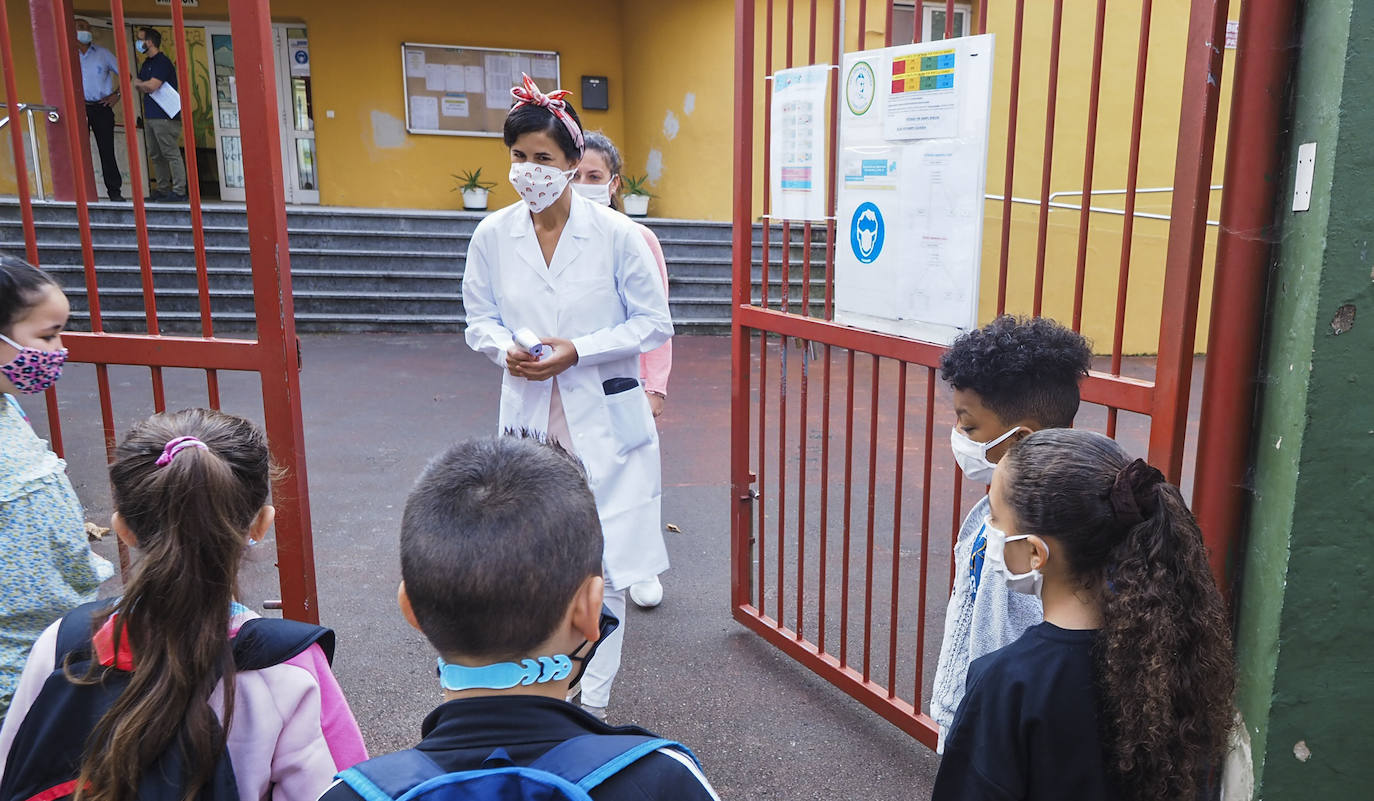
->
[23,334,1203,800]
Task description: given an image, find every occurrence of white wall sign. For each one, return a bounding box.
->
[834,34,996,346]
[768,64,831,222]
[289,38,310,77]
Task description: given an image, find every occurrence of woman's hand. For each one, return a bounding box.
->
[647,391,665,418]
[506,345,536,374]
[509,337,579,381]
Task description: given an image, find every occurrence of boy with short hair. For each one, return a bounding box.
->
[323,435,718,801]
[929,315,1094,751]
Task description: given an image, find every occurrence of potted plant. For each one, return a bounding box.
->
[454,168,497,211]
[622,174,653,217]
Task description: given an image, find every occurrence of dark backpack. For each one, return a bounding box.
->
[337,734,701,801]
[0,600,335,801]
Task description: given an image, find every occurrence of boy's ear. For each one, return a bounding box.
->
[1010,424,1036,442]
[397,581,423,632]
[111,512,138,550]
[568,574,605,645]
[249,505,276,543]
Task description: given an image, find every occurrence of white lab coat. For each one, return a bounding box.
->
[462,191,675,590]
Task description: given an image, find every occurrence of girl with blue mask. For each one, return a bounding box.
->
[0,256,114,721]
[933,429,1235,801]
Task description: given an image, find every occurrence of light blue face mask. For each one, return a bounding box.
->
[135,39,148,54]
[436,606,619,692]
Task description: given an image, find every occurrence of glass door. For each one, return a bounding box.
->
[206,25,245,202]
[277,27,319,204]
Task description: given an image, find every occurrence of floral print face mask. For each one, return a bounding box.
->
[0,333,68,394]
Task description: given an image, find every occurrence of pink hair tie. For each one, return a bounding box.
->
[156,436,208,466]
[510,73,584,150]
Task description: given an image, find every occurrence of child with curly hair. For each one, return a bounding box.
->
[930,315,1093,750]
[932,429,1235,800]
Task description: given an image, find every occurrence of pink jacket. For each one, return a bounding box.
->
[637,224,672,396]
[0,609,368,801]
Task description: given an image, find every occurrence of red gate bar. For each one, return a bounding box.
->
[1191,0,1302,594]
[1070,0,1108,331]
[1030,0,1064,317]
[995,0,1025,314]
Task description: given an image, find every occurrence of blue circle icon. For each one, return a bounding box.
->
[294,51,308,65]
[850,202,885,264]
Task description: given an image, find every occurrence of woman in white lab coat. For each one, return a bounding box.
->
[461,75,673,720]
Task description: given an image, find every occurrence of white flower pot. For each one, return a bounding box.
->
[624,194,650,217]
[461,188,490,211]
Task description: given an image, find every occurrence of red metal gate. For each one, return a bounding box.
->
[730,0,1265,748]
[1,0,318,622]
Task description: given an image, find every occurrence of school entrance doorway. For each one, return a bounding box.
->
[75,14,317,204]
[728,0,1270,750]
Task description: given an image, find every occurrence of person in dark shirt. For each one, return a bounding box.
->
[131,27,186,202]
[321,435,719,801]
[933,430,1235,801]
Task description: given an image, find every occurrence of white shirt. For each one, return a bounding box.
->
[78,43,119,102]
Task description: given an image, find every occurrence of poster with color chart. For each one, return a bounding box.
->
[834,34,995,346]
[768,64,831,223]
[401,43,559,136]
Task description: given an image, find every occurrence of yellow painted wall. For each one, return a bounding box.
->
[618,0,735,221]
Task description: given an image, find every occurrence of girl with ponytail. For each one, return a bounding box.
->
[0,409,367,801]
[932,429,1235,801]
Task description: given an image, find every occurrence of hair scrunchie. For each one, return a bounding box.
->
[1109,458,1166,528]
[510,73,584,150]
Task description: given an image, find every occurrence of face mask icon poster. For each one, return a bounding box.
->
[834,35,995,346]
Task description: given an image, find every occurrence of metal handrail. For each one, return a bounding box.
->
[0,103,61,202]
[986,188,1222,227]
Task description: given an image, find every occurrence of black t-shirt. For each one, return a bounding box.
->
[320,695,718,801]
[932,622,1119,801]
[137,52,178,120]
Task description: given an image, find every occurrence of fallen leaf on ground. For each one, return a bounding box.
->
[665,523,682,533]
[85,522,110,541]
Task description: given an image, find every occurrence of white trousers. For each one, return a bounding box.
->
[580,585,626,708]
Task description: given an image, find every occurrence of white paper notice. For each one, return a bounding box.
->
[768,64,831,222]
[410,95,439,130]
[405,50,426,78]
[442,94,470,118]
[485,54,512,108]
[465,65,485,94]
[445,64,466,93]
[513,56,531,81]
[425,63,445,92]
[532,57,557,80]
[884,48,959,140]
[150,83,181,118]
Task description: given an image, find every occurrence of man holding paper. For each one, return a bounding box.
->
[132,27,186,202]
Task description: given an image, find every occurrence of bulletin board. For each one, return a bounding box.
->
[400,43,560,137]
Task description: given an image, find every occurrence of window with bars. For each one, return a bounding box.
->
[890,2,973,44]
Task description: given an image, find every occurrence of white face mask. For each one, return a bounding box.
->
[949,425,1021,484]
[509,163,575,214]
[986,526,1046,598]
[76,30,93,45]
[571,180,613,206]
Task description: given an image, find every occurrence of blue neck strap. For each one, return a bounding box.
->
[437,654,573,691]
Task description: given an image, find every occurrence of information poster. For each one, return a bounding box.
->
[768,64,831,222]
[401,43,559,137]
[834,34,995,346]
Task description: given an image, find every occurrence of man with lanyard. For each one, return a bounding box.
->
[74,19,123,203]
[131,27,186,202]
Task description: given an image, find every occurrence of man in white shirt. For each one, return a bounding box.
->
[74,19,123,202]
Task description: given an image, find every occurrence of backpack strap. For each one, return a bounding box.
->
[52,600,111,666]
[336,750,446,801]
[530,734,701,792]
[231,618,336,671]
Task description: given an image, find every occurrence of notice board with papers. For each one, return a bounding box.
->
[400,43,561,137]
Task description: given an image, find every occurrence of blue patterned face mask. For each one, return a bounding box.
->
[0,333,68,394]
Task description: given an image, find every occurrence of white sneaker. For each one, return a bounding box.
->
[581,703,608,723]
[629,576,663,608]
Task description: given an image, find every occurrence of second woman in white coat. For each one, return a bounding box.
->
[461,75,673,721]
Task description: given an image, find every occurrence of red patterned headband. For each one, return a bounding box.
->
[510,73,584,150]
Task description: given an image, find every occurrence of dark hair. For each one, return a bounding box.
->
[503,101,584,162]
[1000,430,1235,801]
[74,409,271,801]
[0,255,60,336]
[940,314,1093,428]
[400,433,603,660]
[139,27,161,48]
[582,130,623,212]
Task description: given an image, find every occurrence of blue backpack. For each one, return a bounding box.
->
[0,600,335,801]
[337,734,700,801]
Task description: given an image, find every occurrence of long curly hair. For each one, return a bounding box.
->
[1001,429,1235,801]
